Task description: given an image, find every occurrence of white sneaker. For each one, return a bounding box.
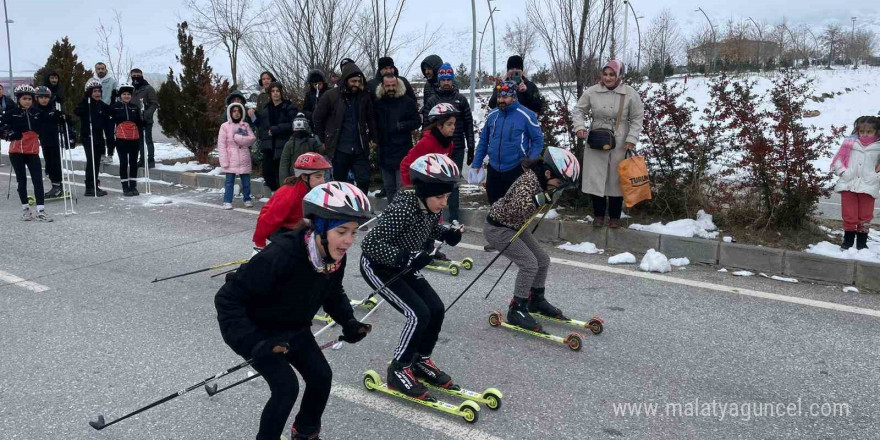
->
[21,207,33,221]
[222,203,233,210]
[35,210,53,222]
[243,200,254,208]
[101,156,113,165]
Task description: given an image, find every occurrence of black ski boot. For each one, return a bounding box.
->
[387,360,430,399]
[413,354,453,388]
[44,183,63,199]
[841,231,856,250]
[507,296,543,332]
[527,287,568,320]
[856,232,869,250]
[131,184,140,196]
[122,182,135,197]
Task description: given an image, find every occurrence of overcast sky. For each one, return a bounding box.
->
[2,0,877,82]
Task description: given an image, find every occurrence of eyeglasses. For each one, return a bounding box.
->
[438,69,454,75]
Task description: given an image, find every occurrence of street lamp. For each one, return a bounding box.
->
[478,7,499,79]
[695,7,717,73]
[3,0,12,95]
[623,1,643,72]
[470,0,476,108]
[487,0,497,76]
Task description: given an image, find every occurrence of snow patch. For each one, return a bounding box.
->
[843,286,860,293]
[558,241,604,254]
[204,167,225,176]
[608,252,637,264]
[760,273,798,283]
[368,190,381,197]
[717,268,728,272]
[723,236,734,243]
[639,249,671,273]
[805,241,880,263]
[629,210,719,239]
[259,197,270,203]
[669,257,690,267]
[156,161,211,172]
[732,270,754,277]
[145,196,173,205]
[545,208,559,220]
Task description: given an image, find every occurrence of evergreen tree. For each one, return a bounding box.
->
[157,22,230,163]
[33,37,93,121]
[455,63,470,90]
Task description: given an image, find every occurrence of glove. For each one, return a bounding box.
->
[441,227,462,246]
[534,191,552,206]
[53,109,63,118]
[250,337,289,362]
[407,251,434,271]
[339,319,371,344]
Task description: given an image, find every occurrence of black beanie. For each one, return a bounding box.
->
[414,180,455,199]
[378,57,395,71]
[507,55,524,71]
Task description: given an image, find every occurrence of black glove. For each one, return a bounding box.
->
[53,109,63,118]
[466,147,474,166]
[408,251,434,271]
[441,227,462,246]
[339,319,371,344]
[533,191,553,206]
[250,337,289,362]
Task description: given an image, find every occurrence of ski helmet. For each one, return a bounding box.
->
[118,83,135,95]
[294,152,332,177]
[293,112,309,132]
[303,181,371,223]
[543,147,581,184]
[34,86,52,97]
[425,102,459,125]
[85,79,102,93]
[13,84,36,99]
[409,153,459,185]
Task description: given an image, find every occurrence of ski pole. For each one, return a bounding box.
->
[58,126,69,215]
[151,259,250,283]
[88,357,254,431]
[62,116,78,206]
[88,97,98,198]
[140,100,151,194]
[209,267,239,278]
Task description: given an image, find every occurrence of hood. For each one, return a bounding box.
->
[307,69,327,87]
[420,55,444,77]
[341,62,364,83]
[225,90,247,105]
[226,102,246,123]
[44,69,59,88]
[374,77,407,100]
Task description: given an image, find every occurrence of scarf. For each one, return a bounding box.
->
[601,59,624,90]
[305,230,342,274]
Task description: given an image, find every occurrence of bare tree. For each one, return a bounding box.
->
[820,24,845,67]
[95,10,133,81]
[643,10,682,70]
[502,17,538,66]
[849,29,877,67]
[352,0,440,79]
[686,24,716,72]
[182,0,271,88]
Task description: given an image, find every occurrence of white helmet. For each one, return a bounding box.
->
[426,102,459,125]
[118,83,135,95]
[85,79,102,92]
[13,84,36,99]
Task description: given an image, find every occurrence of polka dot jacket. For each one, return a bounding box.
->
[361,189,447,268]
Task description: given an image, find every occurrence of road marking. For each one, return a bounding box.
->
[0,270,50,293]
[330,383,503,440]
[456,242,880,318]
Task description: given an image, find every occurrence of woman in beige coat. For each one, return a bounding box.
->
[572,60,644,228]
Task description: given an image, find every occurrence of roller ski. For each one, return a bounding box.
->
[362,366,480,424]
[413,358,503,411]
[527,288,604,335]
[487,297,583,351]
[27,191,70,206]
[350,295,379,310]
[424,256,473,277]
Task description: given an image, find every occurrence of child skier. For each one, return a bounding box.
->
[217,102,257,209]
[1,85,52,221]
[216,181,373,440]
[253,152,332,249]
[482,147,581,332]
[831,115,880,250]
[279,112,324,182]
[109,83,145,196]
[33,85,72,200]
[399,103,459,187]
[360,153,463,399]
[74,79,114,197]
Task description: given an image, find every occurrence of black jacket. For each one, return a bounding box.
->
[0,105,40,141]
[313,63,378,158]
[0,95,17,115]
[361,190,446,269]
[366,67,416,103]
[132,79,158,123]
[214,229,356,358]
[109,101,144,135]
[489,76,543,115]
[420,55,444,108]
[74,96,114,144]
[373,78,420,170]
[256,99,298,154]
[43,69,65,109]
[34,103,74,148]
[422,85,475,154]
[302,69,327,124]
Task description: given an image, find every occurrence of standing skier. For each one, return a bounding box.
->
[33,86,70,199]
[1,85,52,221]
[109,83,145,196]
[360,153,463,399]
[482,148,581,331]
[216,181,372,440]
[74,79,114,197]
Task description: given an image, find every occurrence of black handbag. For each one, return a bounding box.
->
[587,93,626,151]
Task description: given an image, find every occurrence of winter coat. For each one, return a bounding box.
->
[252,180,309,248]
[302,69,328,124]
[43,69,65,109]
[366,69,416,103]
[34,103,74,149]
[420,55,444,107]
[222,90,257,130]
[487,169,543,230]
[489,76,543,115]
[374,78,421,171]
[400,129,454,187]
[361,189,446,269]
[423,85,475,154]
[215,229,357,358]
[1,106,41,154]
[93,75,118,105]
[108,101,144,144]
[833,138,880,196]
[0,94,17,115]
[312,63,378,159]
[278,134,324,182]
[572,83,645,197]
[74,96,114,146]
[132,79,158,124]
[218,103,257,175]
[256,99,298,154]
[472,101,543,173]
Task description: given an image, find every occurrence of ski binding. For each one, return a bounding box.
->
[362,370,480,423]
[488,311,583,351]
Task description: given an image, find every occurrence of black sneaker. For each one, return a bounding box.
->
[387,360,430,399]
[483,244,496,252]
[44,184,63,199]
[507,296,543,332]
[412,355,453,388]
[527,287,567,320]
[131,186,140,196]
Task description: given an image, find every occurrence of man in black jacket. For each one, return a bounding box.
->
[489,55,543,115]
[419,54,444,108]
[421,63,474,224]
[374,74,420,202]
[130,68,159,168]
[313,62,378,194]
[257,82,298,192]
[43,70,65,109]
[365,57,416,103]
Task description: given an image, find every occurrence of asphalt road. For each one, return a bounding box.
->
[1,171,879,440]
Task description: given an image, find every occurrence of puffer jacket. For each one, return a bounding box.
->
[420,55,444,107]
[256,99,298,155]
[218,103,257,175]
[422,85,475,155]
[1,105,41,154]
[834,137,880,196]
[399,128,453,187]
[361,189,447,269]
[374,78,420,170]
[366,68,416,103]
[472,101,543,173]
[108,100,144,141]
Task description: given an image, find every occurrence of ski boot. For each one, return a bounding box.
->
[35,209,53,222]
[841,231,855,250]
[856,224,869,250]
[412,355,453,388]
[84,187,108,197]
[386,360,430,400]
[528,287,568,320]
[507,296,543,332]
[122,182,135,197]
[44,183,63,199]
[20,206,34,221]
[131,185,140,196]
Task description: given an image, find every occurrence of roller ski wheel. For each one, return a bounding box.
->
[312,314,333,324]
[351,296,379,310]
[419,380,504,411]
[27,196,35,206]
[461,257,474,270]
[449,263,460,276]
[362,370,481,423]
[425,260,465,276]
[488,310,585,352]
[531,314,605,335]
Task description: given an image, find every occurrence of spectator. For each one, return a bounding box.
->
[278,113,324,182]
[830,116,880,250]
[74,79,114,197]
[302,69,327,125]
[130,68,158,169]
[0,84,16,116]
[374,74,420,202]
[256,82,298,192]
[43,69,65,109]
[572,59,645,229]
[489,55,543,115]
[222,90,256,131]
[33,85,73,199]
[93,62,118,163]
[218,102,257,209]
[366,57,416,103]
[400,103,458,187]
[420,54,444,108]
[254,71,276,111]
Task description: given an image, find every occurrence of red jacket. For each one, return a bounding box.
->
[252,180,309,247]
[400,129,454,186]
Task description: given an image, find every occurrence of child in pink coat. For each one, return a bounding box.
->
[218,102,257,209]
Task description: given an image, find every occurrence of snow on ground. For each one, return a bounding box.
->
[760,273,799,283]
[545,208,560,220]
[669,257,690,267]
[558,241,604,254]
[805,241,880,263]
[575,215,595,223]
[843,286,860,293]
[629,210,718,239]
[608,252,636,264]
[2,141,194,163]
[204,167,225,176]
[459,184,485,195]
[723,236,734,243]
[717,268,728,272]
[145,196,173,205]
[732,270,754,277]
[156,161,211,172]
[639,249,671,273]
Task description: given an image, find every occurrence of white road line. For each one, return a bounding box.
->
[0,270,50,293]
[456,242,880,319]
[330,383,504,440]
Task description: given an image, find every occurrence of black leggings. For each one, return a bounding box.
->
[116,139,140,186]
[9,153,44,206]
[360,255,444,364]
[42,142,62,184]
[251,332,332,440]
[262,149,281,192]
[592,195,623,219]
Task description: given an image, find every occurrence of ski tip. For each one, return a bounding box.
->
[205,383,218,396]
[88,414,106,430]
